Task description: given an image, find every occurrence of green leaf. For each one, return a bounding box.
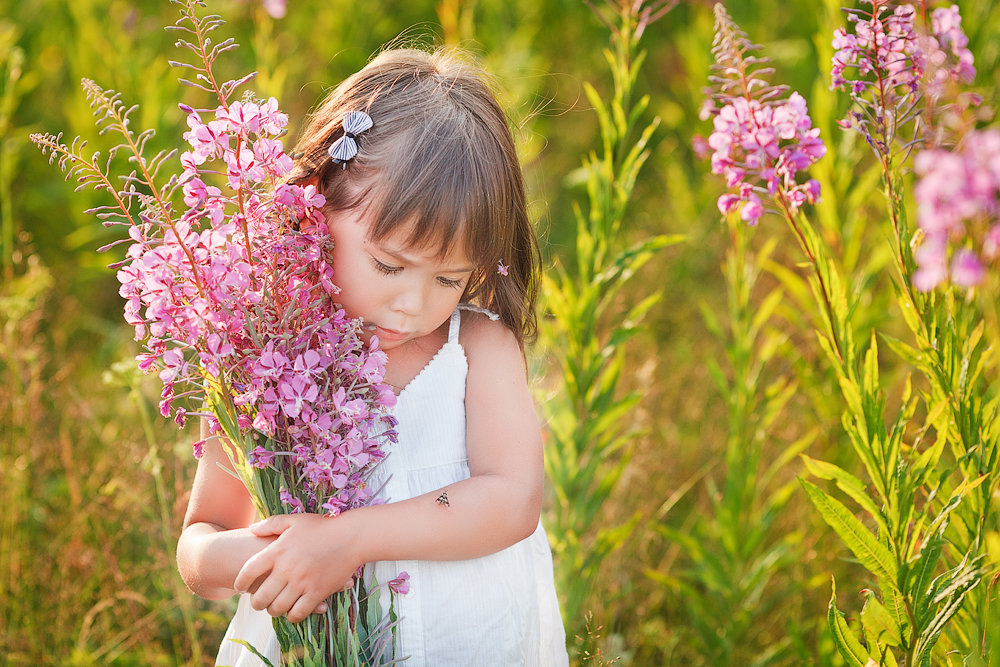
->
[226,639,277,667]
[860,592,903,646]
[801,479,898,588]
[828,578,870,667]
[800,455,888,535]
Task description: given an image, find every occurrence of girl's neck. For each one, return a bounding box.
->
[381,320,451,394]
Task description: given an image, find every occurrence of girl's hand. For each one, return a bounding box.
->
[233,513,361,623]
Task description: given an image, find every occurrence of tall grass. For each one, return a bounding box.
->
[536,0,681,651]
[6,0,1000,664]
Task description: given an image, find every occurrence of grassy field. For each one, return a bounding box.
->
[5,0,1000,664]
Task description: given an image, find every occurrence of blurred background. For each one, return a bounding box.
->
[4,0,1000,665]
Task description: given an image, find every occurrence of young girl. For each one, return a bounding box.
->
[176,48,569,666]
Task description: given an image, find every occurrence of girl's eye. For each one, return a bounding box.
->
[437,277,464,290]
[372,258,402,275]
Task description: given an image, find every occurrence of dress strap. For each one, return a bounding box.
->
[447,309,462,344]
[449,303,499,344]
[456,303,500,320]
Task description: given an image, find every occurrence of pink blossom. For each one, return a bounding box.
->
[913,130,1000,289]
[280,487,305,513]
[184,113,231,161]
[218,100,260,136]
[254,137,294,177]
[258,97,289,135]
[249,446,276,468]
[388,572,411,595]
[832,0,976,145]
[707,93,824,224]
[74,65,397,526]
[950,250,984,287]
[278,376,319,419]
[256,345,289,379]
[931,5,975,84]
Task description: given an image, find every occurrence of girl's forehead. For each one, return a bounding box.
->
[369,216,473,265]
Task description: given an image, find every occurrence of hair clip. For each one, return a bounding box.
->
[328,110,373,167]
[497,261,509,276]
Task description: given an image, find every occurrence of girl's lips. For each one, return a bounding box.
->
[373,326,409,342]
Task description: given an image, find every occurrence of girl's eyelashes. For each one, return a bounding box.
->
[437,276,465,290]
[371,255,467,289]
[371,257,402,275]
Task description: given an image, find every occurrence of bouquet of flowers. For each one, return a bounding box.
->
[31,1,403,664]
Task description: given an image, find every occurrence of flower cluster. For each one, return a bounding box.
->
[709,93,825,224]
[119,93,399,515]
[925,4,976,96]
[703,4,825,225]
[33,3,401,661]
[831,1,976,143]
[912,129,1000,290]
[832,1,922,95]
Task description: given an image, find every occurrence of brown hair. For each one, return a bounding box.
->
[290,48,540,348]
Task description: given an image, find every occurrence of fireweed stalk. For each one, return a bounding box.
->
[831,0,981,289]
[705,3,989,665]
[537,1,680,649]
[831,2,1000,662]
[31,2,403,664]
[701,4,841,361]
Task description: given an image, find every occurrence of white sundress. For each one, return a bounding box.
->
[216,305,568,666]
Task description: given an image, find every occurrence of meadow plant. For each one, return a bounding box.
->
[537,0,681,648]
[653,220,809,663]
[30,2,402,664]
[703,2,998,664]
[654,6,832,662]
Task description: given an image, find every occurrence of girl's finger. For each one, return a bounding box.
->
[248,575,285,613]
[234,551,273,593]
[248,515,291,537]
[287,594,325,624]
[266,585,302,619]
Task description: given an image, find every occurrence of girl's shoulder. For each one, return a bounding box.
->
[457,307,524,376]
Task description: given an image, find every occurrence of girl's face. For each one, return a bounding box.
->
[324,205,474,351]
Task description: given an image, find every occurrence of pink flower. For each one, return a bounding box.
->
[256,345,289,379]
[253,137,294,177]
[912,129,1000,290]
[184,113,231,161]
[740,193,764,226]
[388,572,410,595]
[249,446,276,468]
[218,100,260,137]
[717,194,740,215]
[258,97,289,135]
[832,0,976,146]
[279,375,319,419]
[280,487,305,513]
[951,250,984,287]
[704,29,825,227]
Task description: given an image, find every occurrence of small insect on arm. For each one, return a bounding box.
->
[435,490,450,508]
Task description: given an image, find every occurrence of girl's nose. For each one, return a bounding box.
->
[390,283,423,316]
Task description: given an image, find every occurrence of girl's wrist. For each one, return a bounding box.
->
[337,507,380,567]
[326,508,373,569]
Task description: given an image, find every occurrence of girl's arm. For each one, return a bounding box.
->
[176,421,277,600]
[235,314,544,622]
